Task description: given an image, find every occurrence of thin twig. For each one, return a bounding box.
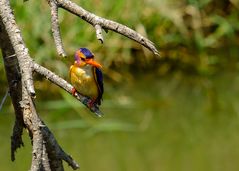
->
[0,88,9,111]
[55,0,159,56]
[95,24,104,43]
[48,0,67,57]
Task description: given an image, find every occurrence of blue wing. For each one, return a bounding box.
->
[94,67,104,105]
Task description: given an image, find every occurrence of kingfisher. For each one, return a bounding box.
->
[70,48,104,107]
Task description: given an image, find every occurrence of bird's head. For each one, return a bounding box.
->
[74,48,102,68]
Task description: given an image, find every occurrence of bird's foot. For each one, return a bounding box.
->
[87,99,96,108]
[71,87,77,96]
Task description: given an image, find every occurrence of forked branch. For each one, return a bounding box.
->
[48,0,159,56]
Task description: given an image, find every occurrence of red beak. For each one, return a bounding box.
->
[85,58,102,68]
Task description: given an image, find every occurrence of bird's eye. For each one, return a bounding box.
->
[81,58,86,61]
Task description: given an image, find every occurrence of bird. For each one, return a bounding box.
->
[69,48,104,107]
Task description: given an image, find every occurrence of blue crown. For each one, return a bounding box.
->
[80,48,94,58]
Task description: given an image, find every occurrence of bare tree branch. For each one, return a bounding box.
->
[50,0,159,56]
[42,143,51,170]
[20,88,44,171]
[0,19,25,162]
[48,0,67,57]
[0,0,35,97]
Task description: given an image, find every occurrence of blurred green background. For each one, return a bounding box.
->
[1,0,239,170]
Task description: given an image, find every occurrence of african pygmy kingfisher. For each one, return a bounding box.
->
[70,48,104,107]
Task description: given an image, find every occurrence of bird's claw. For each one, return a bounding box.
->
[71,87,103,117]
[87,99,96,108]
[71,87,77,96]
